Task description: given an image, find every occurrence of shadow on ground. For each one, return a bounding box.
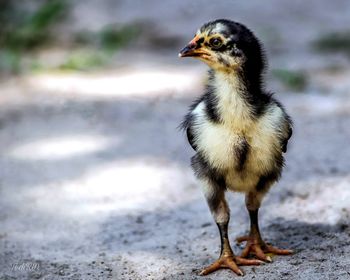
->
[81,206,350,279]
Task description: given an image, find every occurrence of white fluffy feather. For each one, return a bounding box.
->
[191,72,285,193]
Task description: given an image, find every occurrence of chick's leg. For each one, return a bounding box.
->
[236,191,293,262]
[199,180,263,276]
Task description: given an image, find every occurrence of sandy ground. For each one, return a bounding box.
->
[1,1,350,279]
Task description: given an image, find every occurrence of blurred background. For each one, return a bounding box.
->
[1,0,350,279]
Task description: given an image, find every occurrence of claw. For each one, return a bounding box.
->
[235,256,264,266]
[266,244,294,255]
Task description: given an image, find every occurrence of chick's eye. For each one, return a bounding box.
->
[210,38,222,48]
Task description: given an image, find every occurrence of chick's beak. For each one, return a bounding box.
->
[178,43,196,57]
[179,36,209,58]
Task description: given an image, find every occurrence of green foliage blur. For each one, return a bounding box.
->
[0,0,67,74]
[61,24,140,71]
[313,31,350,57]
[0,0,140,74]
[272,69,308,92]
[75,24,141,52]
[0,0,67,51]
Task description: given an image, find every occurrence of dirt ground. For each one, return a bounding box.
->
[1,1,350,279]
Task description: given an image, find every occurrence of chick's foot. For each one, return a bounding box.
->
[199,254,263,276]
[236,235,293,262]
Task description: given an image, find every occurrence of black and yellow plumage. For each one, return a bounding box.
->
[179,19,293,276]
